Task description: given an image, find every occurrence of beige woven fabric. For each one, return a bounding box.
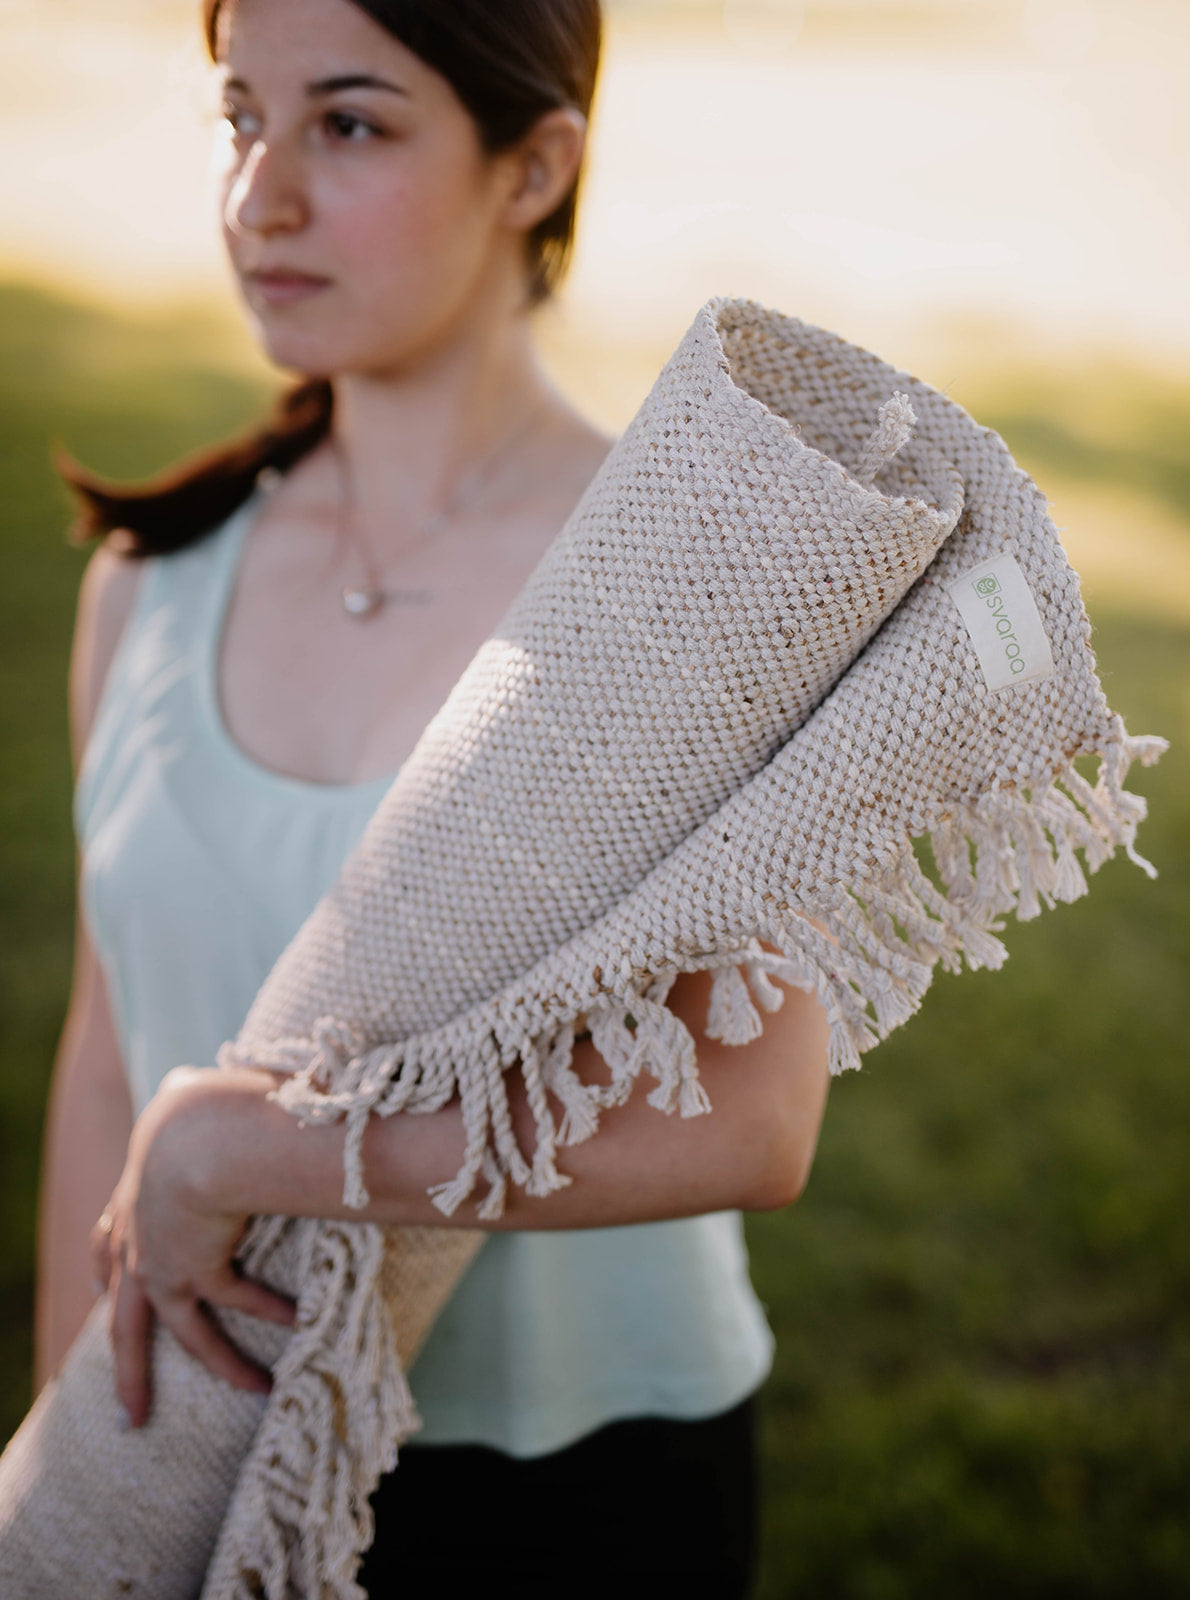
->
[0,298,1164,1599]
[0,1219,478,1599]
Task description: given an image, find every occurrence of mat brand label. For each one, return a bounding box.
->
[947,554,1055,693]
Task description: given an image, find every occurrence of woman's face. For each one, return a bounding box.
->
[214,0,526,376]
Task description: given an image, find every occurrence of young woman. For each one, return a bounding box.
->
[36,0,831,1590]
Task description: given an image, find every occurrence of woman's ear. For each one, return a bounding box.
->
[502,106,588,231]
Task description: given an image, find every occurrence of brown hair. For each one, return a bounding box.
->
[61,0,602,555]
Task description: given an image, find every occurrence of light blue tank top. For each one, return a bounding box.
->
[74,486,775,1457]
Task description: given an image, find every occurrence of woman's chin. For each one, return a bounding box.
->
[254,328,425,385]
[248,321,349,379]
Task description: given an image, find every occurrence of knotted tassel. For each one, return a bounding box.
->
[853,391,916,486]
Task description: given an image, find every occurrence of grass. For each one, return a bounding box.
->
[0,277,1186,1594]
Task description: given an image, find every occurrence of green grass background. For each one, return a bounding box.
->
[0,278,1185,1595]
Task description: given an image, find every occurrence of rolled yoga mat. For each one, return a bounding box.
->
[0,298,1164,1599]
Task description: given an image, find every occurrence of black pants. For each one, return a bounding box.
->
[359,1395,760,1598]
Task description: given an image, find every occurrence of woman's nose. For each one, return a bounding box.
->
[223,139,308,239]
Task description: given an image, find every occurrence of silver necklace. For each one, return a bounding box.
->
[332,401,548,620]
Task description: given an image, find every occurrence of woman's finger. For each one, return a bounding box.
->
[109,1266,154,1427]
[205,1270,297,1328]
[89,1211,115,1296]
[155,1297,273,1397]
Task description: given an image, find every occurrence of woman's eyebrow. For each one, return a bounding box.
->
[219,73,410,98]
[306,74,411,98]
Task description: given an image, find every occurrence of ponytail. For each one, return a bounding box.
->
[58,379,332,556]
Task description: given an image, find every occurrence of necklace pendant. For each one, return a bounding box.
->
[342,583,384,618]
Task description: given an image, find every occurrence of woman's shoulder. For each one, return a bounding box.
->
[69,536,147,768]
[528,402,616,528]
[555,405,616,481]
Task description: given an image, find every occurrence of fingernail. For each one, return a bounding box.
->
[91,1278,106,1299]
[116,1405,131,1433]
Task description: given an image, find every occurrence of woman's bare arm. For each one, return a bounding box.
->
[35,921,136,1387]
[34,542,142,1388]
[100,915,830,1424]
[101,962,829,1420]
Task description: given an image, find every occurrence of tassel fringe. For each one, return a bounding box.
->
[267,726,1166,1222]
[854,392,917,487]
[201,1218,417,1600]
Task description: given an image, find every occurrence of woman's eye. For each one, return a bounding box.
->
[324,109,384,142]
[221,104,261,141]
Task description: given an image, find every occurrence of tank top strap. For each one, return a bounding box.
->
[74,488,263,838]
[157,487,260,658]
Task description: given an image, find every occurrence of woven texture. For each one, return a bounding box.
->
[0,1220,476,1599]
[0,298,1164,1599]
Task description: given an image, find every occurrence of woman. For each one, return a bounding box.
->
[36,0,831,1591]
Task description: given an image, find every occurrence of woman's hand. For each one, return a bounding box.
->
[90,1067,296,1428]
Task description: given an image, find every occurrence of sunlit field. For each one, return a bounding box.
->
[1,0,1187,1592]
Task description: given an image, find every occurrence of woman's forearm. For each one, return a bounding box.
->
[36,935,135,1388]
[99,968,829,1419]
[161,969,831,1232]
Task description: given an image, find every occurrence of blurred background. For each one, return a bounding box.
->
[0,0,1186,1593]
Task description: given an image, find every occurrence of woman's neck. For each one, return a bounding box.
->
[326,303,560,558]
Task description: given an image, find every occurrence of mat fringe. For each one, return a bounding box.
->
[199,1217,415,1600]
[262,726,1164,1219]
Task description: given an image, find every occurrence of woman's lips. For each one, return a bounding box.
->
[246,270,333,307]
